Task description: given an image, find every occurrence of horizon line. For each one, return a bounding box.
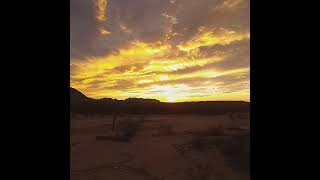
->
[71,87,250,103]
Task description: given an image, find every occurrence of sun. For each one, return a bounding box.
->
[166,97,177,102]
[151,85,188,102]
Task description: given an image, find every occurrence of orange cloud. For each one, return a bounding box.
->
[178,28,249,52]
[94,0,107,22]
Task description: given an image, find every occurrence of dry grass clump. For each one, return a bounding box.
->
[188,126,250,176]
[219,133,250,175]
[185,162,213,180]
[153,124,175,137]
[190,126,226,152]
[117,120,141,139]
[191,132,250,175]
[96,117,142,142]
[205,126,225,136]
[190,135,208,152]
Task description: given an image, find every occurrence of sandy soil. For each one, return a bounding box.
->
[71,113,250,180]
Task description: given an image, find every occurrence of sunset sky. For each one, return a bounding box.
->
[70,0,250,102]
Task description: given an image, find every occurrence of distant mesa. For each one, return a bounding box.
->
[70,87,159,104]
[70,87,249,114]
[124,98,161,103]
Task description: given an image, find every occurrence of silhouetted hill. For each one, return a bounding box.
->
[70,87,250,115]
[70,87,90,104]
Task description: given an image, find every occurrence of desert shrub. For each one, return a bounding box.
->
[140,115,145,122]
[190,135,208,152]
[162,124,175,134]
[172,143,190,158]
[228,113,235,121]
[149,177,166,180]
[237,113,247,119]
[117,120,141,139]
[219,133,250,175]
[190,126,225,152]
[185,162,213,180]
[191,132,250,175]
[205,126,225,136]
[154,124,175,136]
[188,126,249,177]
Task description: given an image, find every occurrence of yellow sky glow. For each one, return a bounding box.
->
[71,27,250,102]
[71,0,250,102]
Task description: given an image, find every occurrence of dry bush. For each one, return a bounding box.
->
[190,126,226,152]
[219,133,250,175]
[117,120,141,140]
[235,112,249,120]
[96,135,130,142]
[190,129,250,175]
[190,135,208,152]
[149,177,166,180]
[153,124,175,136]
[96,117,143,142]
[161,124,175,134]
[172,143,191,158]
[205,126,225,136]
[185,161,244,180]
[228,113,235,121]
[140,115,146,123]
[185,162,213,180]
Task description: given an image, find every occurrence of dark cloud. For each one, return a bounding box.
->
[70,0,100,59]
[70,0,173,60]
[70,0,250,59]
[170,0,250,44]
[71,0,249,60]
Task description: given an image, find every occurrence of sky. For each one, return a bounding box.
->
[70,0,250,102]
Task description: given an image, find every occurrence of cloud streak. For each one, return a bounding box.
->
[70,0,250,102]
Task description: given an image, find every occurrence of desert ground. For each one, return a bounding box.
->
[71,113,250,180]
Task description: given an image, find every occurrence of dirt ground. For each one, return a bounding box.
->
[71,113,250,180]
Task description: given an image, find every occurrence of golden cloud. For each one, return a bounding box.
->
[94,0,107,22]
[71,27,250,102]
[178,28,250,52]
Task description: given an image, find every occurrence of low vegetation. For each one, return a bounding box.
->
[153,124,175,136]
[190,126,226,152]
[219,133,250,175]
[185,162,213,180]
[188,125,250,175]
[117,120,141,140]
